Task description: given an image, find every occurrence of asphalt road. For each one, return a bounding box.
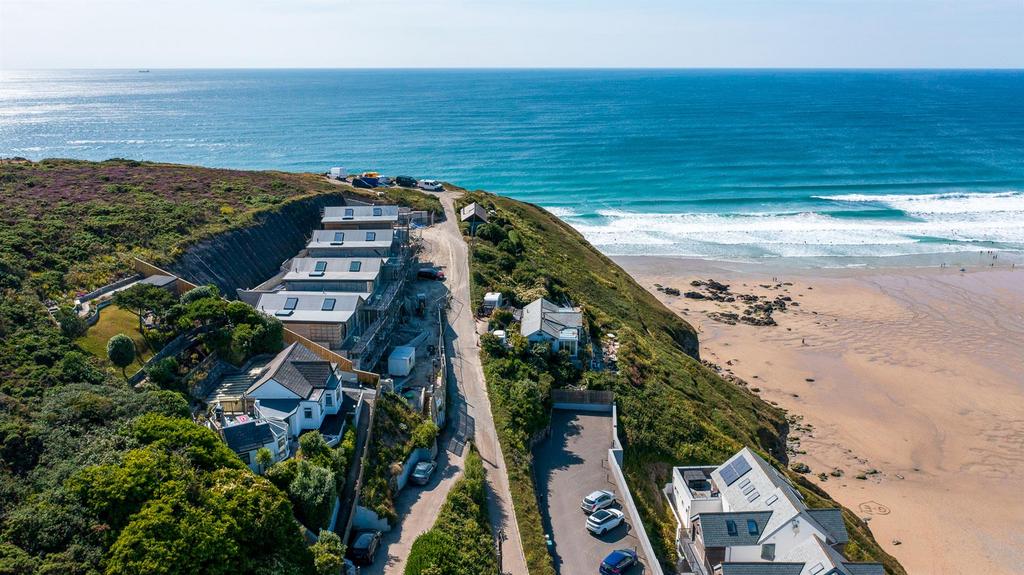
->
[534,411,649,575]
[363,191,527,574]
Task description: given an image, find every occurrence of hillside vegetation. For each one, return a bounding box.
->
[459,191,906,575]
[0,159,433,574]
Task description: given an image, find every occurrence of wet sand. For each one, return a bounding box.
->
[614,255,1024,575]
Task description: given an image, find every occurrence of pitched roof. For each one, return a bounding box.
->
[520,298,583,340]
[307,228,396,251]
[222,420,274,454]
[322,205,399,225]
[255,291,366,324]
[247,343,339,399]
[460,202,488,222]
[139,274,177,288]
[696,511,773,547]
[806,508,849,544]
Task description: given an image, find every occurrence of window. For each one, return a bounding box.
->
[366,231,376,241]
[284,297,299,310]
[304,407,313,419]
[343,208,354,218]
[314,261,327,272]
[333,232,345,242]
[726,520,737,536]
[322,298,336,311]
[761,544,776,561]
[747,519,759,536]
[349,260,362,272]
[766,495,779,506]
[326,393,334,407]
[372,207,382,216]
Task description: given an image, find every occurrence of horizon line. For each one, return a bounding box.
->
[3,66,1024,72]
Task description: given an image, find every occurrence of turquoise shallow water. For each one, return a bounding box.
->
[3,69,1024,260]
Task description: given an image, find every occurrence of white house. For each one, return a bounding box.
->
[519,297,583,357]
[670,447,884,575]
[322,205,400,230]
[254,291,367,350]
[306,229,400,258]
[281,257,386,293]
[219,415,289,472]
[246,343,349,443]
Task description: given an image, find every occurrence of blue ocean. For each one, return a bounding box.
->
[3,69,1024,260]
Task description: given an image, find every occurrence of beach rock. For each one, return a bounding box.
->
[792,462,811,474]
[892,539,902,546]
[706,279,730,292]
[684,291,706,299]
[663,287,680,296]
[690,280,704,287]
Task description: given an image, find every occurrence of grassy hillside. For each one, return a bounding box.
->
[0,158,434,575]
[458,191,906,575]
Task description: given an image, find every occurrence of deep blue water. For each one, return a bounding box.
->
[3,69,1024,260]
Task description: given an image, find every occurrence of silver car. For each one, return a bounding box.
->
[410,460,437,485]
[580,489,615,513]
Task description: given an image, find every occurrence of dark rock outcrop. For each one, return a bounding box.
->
[166,193,346,297]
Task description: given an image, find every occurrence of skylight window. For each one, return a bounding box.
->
[349,261,362,272]
[747,519,759,536]
[366,231,376,241]
[343,208,354,219]
[314,261,328,272]
[726,520,737,536]
[372,207,382,216]
[333,232,345,242]
[766,495,779,506]
[284,297,298,310]
[322,298,336,311]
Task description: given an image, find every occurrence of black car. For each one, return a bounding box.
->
[348,530,381,565]
[417,267,446,281]
[352,177,376,189]
[395,175,417,188]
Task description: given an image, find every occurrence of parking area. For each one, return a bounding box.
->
[534,410,650,575]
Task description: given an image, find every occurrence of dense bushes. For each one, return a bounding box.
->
[360,394,432,524]
[404,448,497,575]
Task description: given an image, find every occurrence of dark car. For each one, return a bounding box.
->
[348,530,382,565]
[395,175,417,188]
[599,549,638,575]
[417,267,446,281]
[352,177,376,189]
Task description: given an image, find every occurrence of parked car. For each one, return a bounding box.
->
[348,530,381,565]
[343,559,359,575]
[417,267,446,281]
[395,175,417,187]
[580,489,615,513]
[599,549,638,574]
[586,508,625,535]
[410,460,437,485]
[417,179,444,191]
[352,177,376,189]
[377,176,393,186]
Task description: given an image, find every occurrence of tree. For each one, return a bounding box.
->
[145,356,179,389]
[289,461,336,530]
[299,432,331,465]
[255,447,274,474]
[114,283,178,341]
[311,530,346,575]
[180,284,220,304]
[106,333,136,379]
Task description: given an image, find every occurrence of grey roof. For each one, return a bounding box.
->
[284,257,384,282]
[140,274,176,287]
[322,205,399,225]
[255,398,301,420]
[222,420,274,453]
[807,508,849,544]
[520,298,583,340]
[307,228,396,250]
[460,202,488,222]
[719,565,805,575]
[841,564,886,575]
[696,511,773,547]
[255,291,366,324]
[247,343,339,399]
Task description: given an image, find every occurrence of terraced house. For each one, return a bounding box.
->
[670,448,884,575]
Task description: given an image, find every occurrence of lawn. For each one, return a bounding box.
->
[76,304,155,375]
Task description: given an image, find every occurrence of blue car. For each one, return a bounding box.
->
[599,549,637,574]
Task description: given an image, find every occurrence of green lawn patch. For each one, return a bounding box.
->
[76,304,154,374]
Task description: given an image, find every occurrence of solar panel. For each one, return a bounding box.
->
[720,465,739,486]
[732,456,752,478]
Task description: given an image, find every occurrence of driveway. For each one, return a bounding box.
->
[534,410,649,575]
[361,191,527,575]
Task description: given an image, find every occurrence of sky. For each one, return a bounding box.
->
[1,0,1022,69]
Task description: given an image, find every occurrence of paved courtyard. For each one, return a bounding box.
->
[533,410,650,575]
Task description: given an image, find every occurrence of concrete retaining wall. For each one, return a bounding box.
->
[394,443,437,494]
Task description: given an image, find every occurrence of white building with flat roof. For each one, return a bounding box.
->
[322,205,400,230]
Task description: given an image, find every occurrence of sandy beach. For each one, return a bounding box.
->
[614,254,1024,575]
